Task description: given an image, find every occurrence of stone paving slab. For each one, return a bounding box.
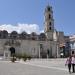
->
[0,59,75,75]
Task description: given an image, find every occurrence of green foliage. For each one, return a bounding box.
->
[15,53,32,61]
[15,53,22,59]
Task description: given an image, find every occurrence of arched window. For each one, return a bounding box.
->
[49,14,51,19]
[49,22,51,26]
[49,27,51,30]
[47,7,50,11]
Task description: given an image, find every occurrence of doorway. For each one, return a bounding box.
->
[9,47,15,56]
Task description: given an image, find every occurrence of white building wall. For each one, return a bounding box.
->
[0,39,58,58]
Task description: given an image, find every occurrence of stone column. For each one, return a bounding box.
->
[3,46,11,60]
[39,44,40,58]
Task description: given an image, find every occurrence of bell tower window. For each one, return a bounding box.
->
[49,22,51,26]
[49,27,51,30]
[49,14,51,19]
[48,7,50,11]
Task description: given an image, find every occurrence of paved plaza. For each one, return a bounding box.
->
[0,58,75,75]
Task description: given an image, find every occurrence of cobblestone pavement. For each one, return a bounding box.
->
[0,59,75,75]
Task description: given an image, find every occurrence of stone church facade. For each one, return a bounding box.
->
[0,5,61,58]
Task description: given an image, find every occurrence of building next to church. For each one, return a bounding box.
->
[69,35,75,55]
[0,5,73,59]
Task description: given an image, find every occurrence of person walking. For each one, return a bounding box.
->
[72,55,75,73]
[65,55,72,73]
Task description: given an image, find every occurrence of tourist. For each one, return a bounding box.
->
[72,55,75,73]
[65,55,72,73]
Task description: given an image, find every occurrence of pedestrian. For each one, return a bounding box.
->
[72,55,75,73]
[65,55,72,73]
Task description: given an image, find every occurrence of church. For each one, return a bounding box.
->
[0,5,65,59]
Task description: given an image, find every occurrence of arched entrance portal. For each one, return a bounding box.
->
[9,47,15,56]
[72,51,74,54]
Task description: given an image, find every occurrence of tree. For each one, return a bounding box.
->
[10,31,18,39]
[30,32,37,40]
[39,33,46,41]
[2,30,8,38]
[0,31,3,38]
[20,31,27,39]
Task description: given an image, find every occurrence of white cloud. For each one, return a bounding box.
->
[0,23,44,34]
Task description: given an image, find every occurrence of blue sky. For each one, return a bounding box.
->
[0,0,75,35]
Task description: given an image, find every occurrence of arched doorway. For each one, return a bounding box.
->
[72,51,74,55]
[9,47,15,56]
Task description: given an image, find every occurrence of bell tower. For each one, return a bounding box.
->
[44,5,54,40]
